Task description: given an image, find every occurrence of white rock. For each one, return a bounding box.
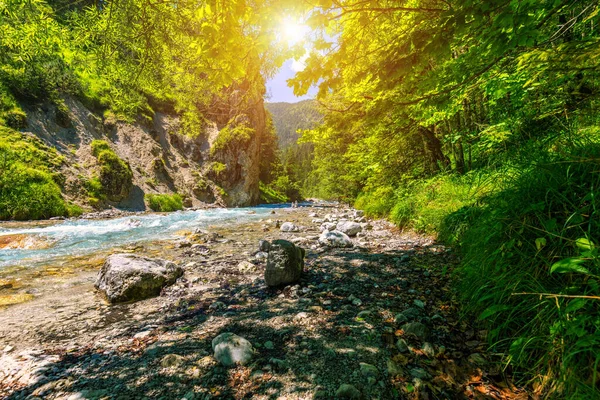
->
[280,222,300,232]
[212,333,254,366]
[319,231,353,248]
[336,221,362,237]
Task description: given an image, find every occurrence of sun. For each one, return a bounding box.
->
[280,17,310,46]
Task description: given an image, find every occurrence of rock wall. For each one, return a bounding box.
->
[21,94,265,211]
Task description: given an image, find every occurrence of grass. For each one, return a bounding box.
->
[0,126,80,220]
[145,193,183,212]
[354,141,600,397]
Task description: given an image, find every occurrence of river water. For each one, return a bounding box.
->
[0,205,292,269]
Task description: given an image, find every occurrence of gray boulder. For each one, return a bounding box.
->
[319,230,353,248]
[336,221,362,237]
[95,254,182,303]
[212,333,254,366]
[264,240,305,287]
[280,222,299,232]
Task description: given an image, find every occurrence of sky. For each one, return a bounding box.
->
[265,59,318,103]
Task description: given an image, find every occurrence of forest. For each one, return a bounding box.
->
[0,0,599,398]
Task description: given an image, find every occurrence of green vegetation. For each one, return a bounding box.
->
[145,193,183,212]
[0,127,80,220]
[90,140,133,202]
[289,1,600,396]
[210,124,254,155]
[265,100,321,149]
[259,181,288,204]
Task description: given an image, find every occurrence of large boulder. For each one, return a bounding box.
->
[336,221,362,237]
[319,230,353,248]
[212,333,254,366]
[95,254,183,303]
[264,240,305,287]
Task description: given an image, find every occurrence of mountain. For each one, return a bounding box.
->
[265,100,322,149]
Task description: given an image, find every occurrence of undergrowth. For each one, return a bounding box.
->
[145,193,183,212]
[259,181,288,204]
[355,140,600,397]
[0,127,81,220]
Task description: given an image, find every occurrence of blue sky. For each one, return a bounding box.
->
[265,59,318,103]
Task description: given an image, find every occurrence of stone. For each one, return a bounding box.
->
[359,362,378,378]
[336,221,362,237]
[319,231,353,248]
[394,307,421,324]
[161,354,185,368]
[468,353,487,366]
[320,222,337,232]
[212,333,254,367]
[401,322,430,341]
[335,384,361,399]
[264,240,305,287]
[413,299,425,309]
[238,261,256,273]
[280,222,300,232]
[387,359,403,376]
[95,254,182,303]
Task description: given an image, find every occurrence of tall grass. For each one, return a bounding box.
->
[354,139,600,397]
[446,144,600,397]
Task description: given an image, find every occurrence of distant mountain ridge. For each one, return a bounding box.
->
[265,100,322,149]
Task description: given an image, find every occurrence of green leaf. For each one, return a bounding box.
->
[479,304,511,320]
[550,257,590,275]
[566,298,587,313]
[575,237,594,252]
[535,237,546,251]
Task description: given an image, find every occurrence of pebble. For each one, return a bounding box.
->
[335,383,361,399]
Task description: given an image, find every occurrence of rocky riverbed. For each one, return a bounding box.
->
[0,204,527,399]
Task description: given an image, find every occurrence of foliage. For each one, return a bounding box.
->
[0,127,77,220]
[259,181,287,204]
[145,193,183,212]
[265,100,322,149]
[210,123,254,155]
[90,140,133,202]
[288,0,600,394]
[447,144,600,396]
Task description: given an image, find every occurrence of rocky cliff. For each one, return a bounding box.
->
[19,94,265,212]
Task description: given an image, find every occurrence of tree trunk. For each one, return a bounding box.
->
[419,125,449,174]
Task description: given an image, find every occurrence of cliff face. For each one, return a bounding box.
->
[21,94,265,212]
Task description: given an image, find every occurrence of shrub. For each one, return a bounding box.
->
[90,140,133,202]
[354,186,396,217]
[210,123,254,155]
[145,193,183,212]
[259,181,288,203]
[0,127,76,220]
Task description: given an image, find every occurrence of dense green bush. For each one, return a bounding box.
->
[0,127,79,220]
[90,140,133,202]
[145,193,183,212]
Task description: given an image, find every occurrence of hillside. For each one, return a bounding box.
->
[265,100,322,149]
[0,0,278,219]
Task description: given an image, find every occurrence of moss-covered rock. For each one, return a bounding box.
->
[90,140,133,202]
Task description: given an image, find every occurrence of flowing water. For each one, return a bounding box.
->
[0,205,290,270]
